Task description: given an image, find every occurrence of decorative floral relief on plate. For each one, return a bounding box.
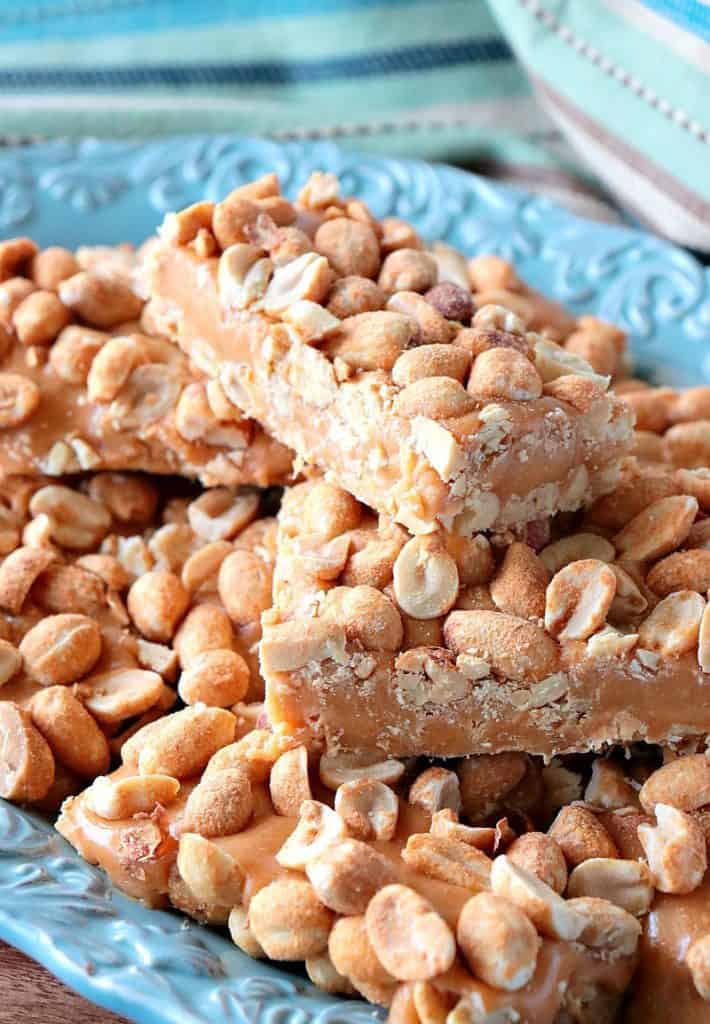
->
[0,134,707,1022]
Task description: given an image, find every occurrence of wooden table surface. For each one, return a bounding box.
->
[0,942,130,1023]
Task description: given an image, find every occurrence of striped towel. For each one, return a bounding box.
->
[0,0,707,250]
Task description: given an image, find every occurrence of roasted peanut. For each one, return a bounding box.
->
[640,754,710,814]
[0,702,54,801]
[182,765,253,838]
[409,767,461,816]
[228,906,265,959]
[127,570,189,642]
[319,750,405,790]
[315,217,380,279]
[325,311,416,371]
[29,485,111,551]
[30,686,109,778]
[401,833,491,890]
[637,803,707,894]
[218,549,272,625]
[457,891,539,991]
[366,885,456,981]
[306,838,397,914]
[0,372,41,429]
[507,833,568,894]
[177,832,244,909]
[249,879,333,960]
[567,896,641,959]
[137,705,236,779]
[567,857,654,916]
[394,536,459,620]
[490,855,583,940]
[59,271,142,328]
[20,613,102,686]
[687,934,710,1001]
[178,649,249,707]
[379,249,436,295]
[548,804,618,866]
[89,773,179,819]
[328,915,394,989]
[173,604,234,666]
[276,799,348,870]
[323,584,403,650]
[269,745,312,817]
[387,291,453,346]
[335,778,398,841]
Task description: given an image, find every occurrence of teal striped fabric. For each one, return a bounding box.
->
[0,0,707,249]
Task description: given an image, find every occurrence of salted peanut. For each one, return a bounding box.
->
[490,856,582,941]
[59,271,142,328]
[326,276,384,319]
[177,832,244,910]
[387,291,453,346]
[637,803,707,894]
[217,549,272,626]
[366,885,455,982]
[0,237,37,281]
[20,613,102,686]
[127,570,189,643]
[378,217,421,254]
[467,255,518,292]
[30,686,109,778]
[0,546,56,614]
[228,906,265,959]
[507,833,567,894]
[133,641,177,683]
[0,372,41,428]
[282,299,341,344]
[181,541,232,595]
[665,420,710,468]
[173,605,234,667]
[394,376,475,420]
[457,891,539,992]
[584,759,638,811]
[340,535,401,589]
[0,640,21,688]
[0,702,55,801]
[606,564,648,624]
[276,799,348,870]
[620,387,675,433]
[589,471,681,531]
[78,667,164,725]
[567,897,641,960]
[490,542,548,620]
[614,494,698,562]
[329,917,395,998]
[217,244,272,309]
[314,217,380,279]
[205,730,293,783]
[638,590,705,657]
[335,778,398,841]
[31,563,105,616]
[533,337,607,387]
[0,277,36,326]
[391,345,470,389]
[402,833,491,891]
[137,704,235,779]
[444,534,494,589]
[269,745,312,817]
[12,288,71,346]
[30,485,111,552]
[319,750,405,790]
[456,753,529,822]
[468,347,542,402]
[306,838,397,915]
[444,610,559,683]
[544,559,617,642]
[640,754,710,815]
[429,809,495,851]
[378,248,436,295]
[565,329,622,379]
[86,335,146,402]
[393,536,459,621]
[539,533,615,575]
[425,282,473,326]
[161,200,214,246]
[301,481,360,540]
[212,194,276,249]
[306,952,355,995]
[567,857,654,915]
[88,773,179,819]
[182,765,253,838]
[297,170,339,209]
[409,766,461,816]
[548,804,618,867]
[75,554,130,592]
[687,934,710,1001]
[325,310,416,372]
[262,251,331,315]
[187,489,259,544]
[178,649,249,707]
[249,878,333,961]
[324,585,403,651]
[646,549,710,597]
[699,604,710,673]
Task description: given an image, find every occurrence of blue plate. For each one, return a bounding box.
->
[0,135,709,1024]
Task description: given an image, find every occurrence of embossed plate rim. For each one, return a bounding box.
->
[0,133,708,1023]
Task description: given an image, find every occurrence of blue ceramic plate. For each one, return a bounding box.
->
[0,135,709,1024]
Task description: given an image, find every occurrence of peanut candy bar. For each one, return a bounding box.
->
[149,174,633,535]
[262,472,710,758]
[59,725,653,1021]
[0,472,277,808]
[0,237,292,486]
